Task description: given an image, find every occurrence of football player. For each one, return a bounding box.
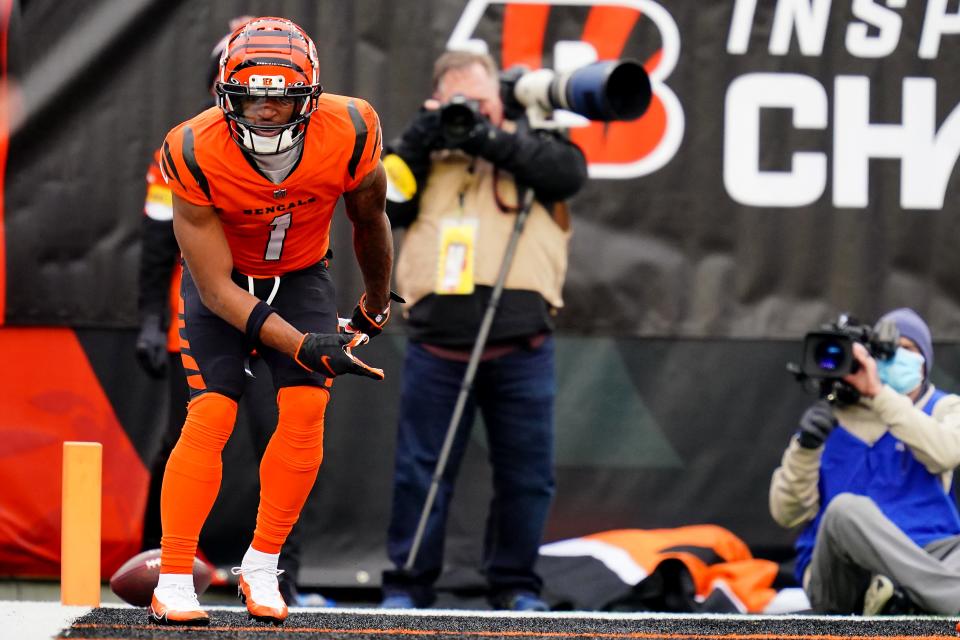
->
[136,15,313,609]
[149,17,393,625]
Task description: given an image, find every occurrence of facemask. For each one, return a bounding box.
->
[243,128,300,154]
[876,347,925,395]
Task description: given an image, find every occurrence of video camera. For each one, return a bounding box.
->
[439,59,652,142]
[789,314,899,405]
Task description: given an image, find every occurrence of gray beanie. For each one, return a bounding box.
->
[877,308,933,375]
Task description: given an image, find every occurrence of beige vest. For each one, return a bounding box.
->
[396,150,571,309]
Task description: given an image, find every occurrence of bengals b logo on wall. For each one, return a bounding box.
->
[449,0,684,179]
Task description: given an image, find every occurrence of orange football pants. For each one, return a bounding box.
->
[159,386,328,574]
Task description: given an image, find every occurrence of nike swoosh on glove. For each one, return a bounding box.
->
[294,332,384,380]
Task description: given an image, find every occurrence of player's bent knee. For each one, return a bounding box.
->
[277,386,329,431]
[274,386,328,466]
[180,392,239,451]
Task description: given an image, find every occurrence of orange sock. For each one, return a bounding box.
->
[160,392,238,573]
[252,385,328,553]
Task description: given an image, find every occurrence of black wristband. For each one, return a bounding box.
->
[245,300,275,346]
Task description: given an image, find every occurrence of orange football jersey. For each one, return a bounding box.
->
[160,95,382,276]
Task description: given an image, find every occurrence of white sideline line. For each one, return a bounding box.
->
[0,601,90,640]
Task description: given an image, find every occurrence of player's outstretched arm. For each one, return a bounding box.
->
[343,162,393,315]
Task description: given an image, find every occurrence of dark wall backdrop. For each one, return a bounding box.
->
[3,0,960,587]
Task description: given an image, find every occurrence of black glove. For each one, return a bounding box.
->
[797,400,837,449]
[135,314,168,377]
[347,294,390,339]
[395,108,445,159]
[294,332,384,380]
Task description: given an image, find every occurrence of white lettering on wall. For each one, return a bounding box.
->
[770,0,832,55]
[724,73,827,207]
[919,0,960,58]
[727,0,759,54]
[834,76,960,209]
[727,0,960,59]
[846,0,904,58]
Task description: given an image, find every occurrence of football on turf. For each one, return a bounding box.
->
[109,548,213,606]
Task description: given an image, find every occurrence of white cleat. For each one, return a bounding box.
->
[232,565,289,624]
[148,583,209,626]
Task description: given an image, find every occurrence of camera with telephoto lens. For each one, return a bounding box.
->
[505,59,652,124]
[439,59,653,140]
[789,313,899,405]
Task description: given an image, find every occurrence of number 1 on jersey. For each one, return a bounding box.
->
[264,213,292,261]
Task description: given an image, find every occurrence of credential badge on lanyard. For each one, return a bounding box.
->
[435,217,478,295]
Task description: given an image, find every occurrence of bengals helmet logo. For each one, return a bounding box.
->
[449,0,684,179]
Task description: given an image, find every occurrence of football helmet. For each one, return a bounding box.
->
[216,17,322,154]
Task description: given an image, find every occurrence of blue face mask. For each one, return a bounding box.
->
[877,347,925,395]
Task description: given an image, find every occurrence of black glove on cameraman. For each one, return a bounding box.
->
[445,111,587,204]
[136,313,168,377]
[383,108,446,228]
[393,108,445,173]
[451,113,497,156]
[797,400,837,449]
[386,100,587,227]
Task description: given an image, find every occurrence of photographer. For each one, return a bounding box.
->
[380,50,587,611]
[770,308,960,615]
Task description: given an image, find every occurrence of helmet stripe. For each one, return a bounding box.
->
[228,43,309,56]
[239,29,302,39]
[232,57,305,74]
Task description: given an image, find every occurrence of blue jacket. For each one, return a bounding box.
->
[795,389,960,582]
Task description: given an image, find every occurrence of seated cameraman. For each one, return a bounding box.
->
[379,49,587,611]
[770,308,960,615]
